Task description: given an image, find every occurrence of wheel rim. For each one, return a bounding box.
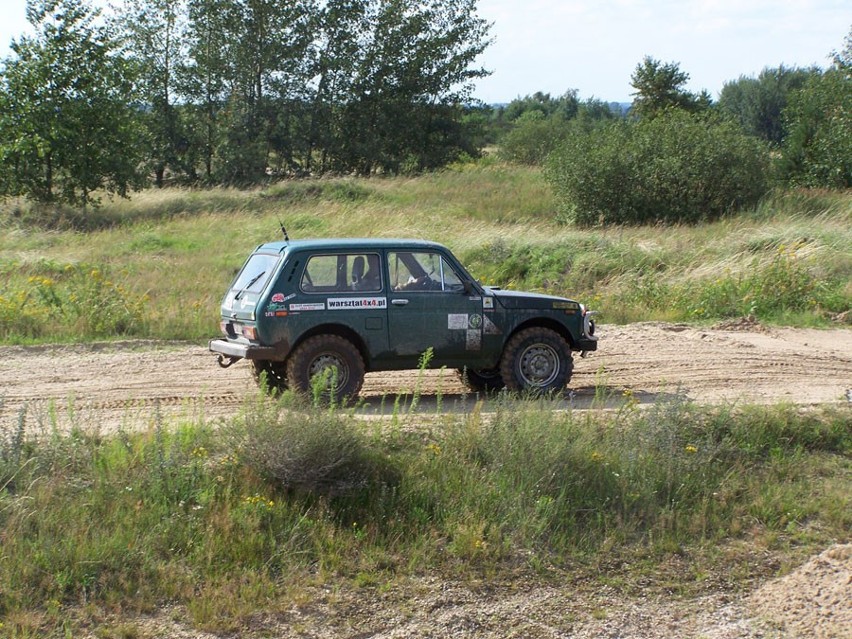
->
[517,343,560,387]
[308,352,349,393]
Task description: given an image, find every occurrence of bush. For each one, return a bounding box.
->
[230,396,397,496]
[498,112,573,166]
[545,111,771,225]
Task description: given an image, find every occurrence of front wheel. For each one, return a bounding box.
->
[286,335,365,401]
[499,327,573,393]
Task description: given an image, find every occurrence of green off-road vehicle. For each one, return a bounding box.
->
[210,238,597,398]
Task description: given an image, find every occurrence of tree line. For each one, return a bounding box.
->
[0,0,490,205]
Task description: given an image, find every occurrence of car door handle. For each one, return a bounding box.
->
[391,299,409,306]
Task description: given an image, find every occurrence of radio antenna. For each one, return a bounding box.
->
[278,218,290,241]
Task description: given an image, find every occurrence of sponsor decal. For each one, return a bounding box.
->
[271,293,286,303]
[266,302,286,311]
[468,314,482,329]
[290,302,326,311]
[328,297,387,310]
[483,297,494,310]
[483,315,501,335]
[448,313,468,330]
[275,311,288,317]
[466,329,481,351]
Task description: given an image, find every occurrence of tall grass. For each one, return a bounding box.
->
[1,391,849,634]
[1,163,850,344]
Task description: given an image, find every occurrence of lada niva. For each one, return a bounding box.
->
[210,238,597,398]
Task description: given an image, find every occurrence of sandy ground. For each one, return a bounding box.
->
[2,321,850,638]
[1,321,850,432]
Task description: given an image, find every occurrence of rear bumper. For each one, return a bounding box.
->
[575,338,598,352]
[209,338,286,361]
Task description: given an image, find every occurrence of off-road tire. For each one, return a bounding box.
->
[252,360,288,393]
[286,335,365,401]
[499,327,573,393]
[457,367,505,392]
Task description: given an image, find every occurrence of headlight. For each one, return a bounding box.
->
[583,310,598,340]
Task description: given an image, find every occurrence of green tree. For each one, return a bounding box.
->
[630,56,711,119]
[303,0,367,173]
[340,0,490,175]
[830,25,851,72]
[217,0,314,183]
[180,0,231,181]
[778,27,852,188]
[114,0,194,186]
[497,94,616,166]
[718,65,817,146]
[779,69,851,188]
[0,0,145,205]
[502,90,579,122]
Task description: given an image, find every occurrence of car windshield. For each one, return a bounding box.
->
[231,253,279,295]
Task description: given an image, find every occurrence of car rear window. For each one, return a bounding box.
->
[231,253,279,294]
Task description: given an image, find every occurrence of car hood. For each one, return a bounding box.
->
[485,287,580,310]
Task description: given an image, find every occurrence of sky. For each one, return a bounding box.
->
[1,0,849,104]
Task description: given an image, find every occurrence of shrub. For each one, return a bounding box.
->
[545,111,771,225]
[230,396,397,497]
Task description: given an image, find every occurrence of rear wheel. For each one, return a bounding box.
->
[457,367,505,392]
[252,360,288,393]
[500,327,573,393]
[286,335,365,401]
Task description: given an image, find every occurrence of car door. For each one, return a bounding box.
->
[386,250,486,366]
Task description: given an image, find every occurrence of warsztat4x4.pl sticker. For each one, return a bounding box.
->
[328,297,387,310]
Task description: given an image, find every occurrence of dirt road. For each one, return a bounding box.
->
[1,321,850,432]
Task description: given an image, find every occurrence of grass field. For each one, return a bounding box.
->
[1,162,850,636]
[1,161,850,343]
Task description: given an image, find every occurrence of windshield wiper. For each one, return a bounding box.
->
[234,271,265,300]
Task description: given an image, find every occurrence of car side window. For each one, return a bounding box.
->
[301,253,382,293]
[389,252,464,292]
